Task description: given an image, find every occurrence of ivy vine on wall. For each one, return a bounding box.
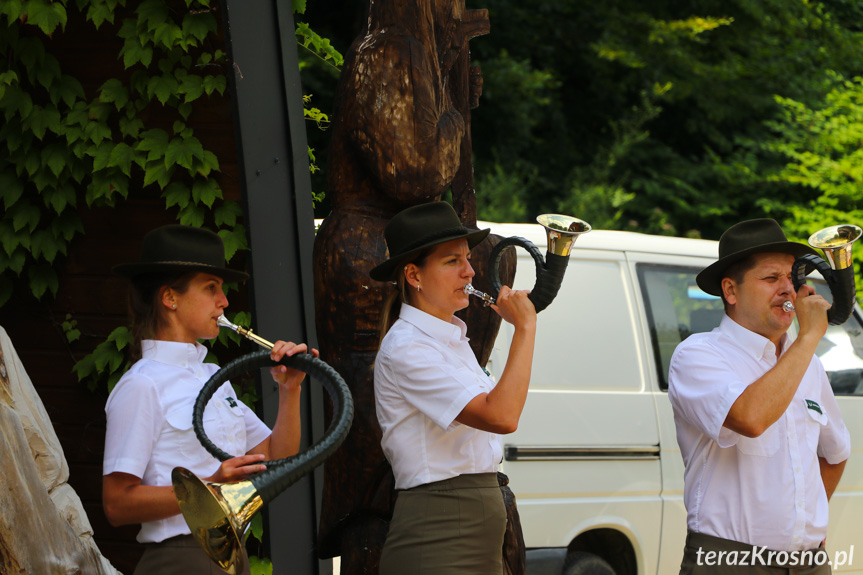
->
[0,0,339,394]
[1,0,340,573]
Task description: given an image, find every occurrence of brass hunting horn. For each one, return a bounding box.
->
[171,315,353,575]
[464,214,591,313]
[790,224,862,325]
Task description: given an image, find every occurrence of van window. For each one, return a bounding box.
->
[809,281,863,396]
[638,264,863,396]
[637,265,723,391]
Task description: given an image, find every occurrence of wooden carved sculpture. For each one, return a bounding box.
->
[312,0,518,572]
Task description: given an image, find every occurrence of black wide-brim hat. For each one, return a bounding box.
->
[696,218,818,296]
[113,224,249,283]
[370,202,490,281]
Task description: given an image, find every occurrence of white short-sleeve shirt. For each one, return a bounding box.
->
[668,314,851,551]
[103,340,271,543]
[374,304,502,490]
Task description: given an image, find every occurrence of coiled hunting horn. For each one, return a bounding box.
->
[464,214,591,313]
[171,315,353,575]
[789,224,862,325]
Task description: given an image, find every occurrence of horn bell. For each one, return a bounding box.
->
[172,467,263,575]
[808,224,862,270]
[536,214,592,257]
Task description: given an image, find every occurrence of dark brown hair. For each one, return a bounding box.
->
[720,255,760,307]
[128,270,196,361]
[377,247,433,345]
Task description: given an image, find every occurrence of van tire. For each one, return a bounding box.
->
[562,551,616,575]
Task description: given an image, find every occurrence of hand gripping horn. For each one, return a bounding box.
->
[171,315,353,575]
[790,224,862,326]
[465,214,591,313]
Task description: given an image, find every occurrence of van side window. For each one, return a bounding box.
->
[809,281,863,396]
[637,265,723,391]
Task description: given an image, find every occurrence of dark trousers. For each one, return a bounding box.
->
[680,531,832,575]
[134,534,252,575]
[380,472,506,575]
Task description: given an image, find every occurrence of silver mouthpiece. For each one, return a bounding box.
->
[782,301,795,312]
[463,284,495,307]
[217,314,275,349]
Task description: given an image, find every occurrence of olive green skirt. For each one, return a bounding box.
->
[379,472,506,575]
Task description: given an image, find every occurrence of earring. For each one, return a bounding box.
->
[417,284,421,292]
[172,303,176,309]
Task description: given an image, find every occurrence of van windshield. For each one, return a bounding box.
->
[637,264,863,395]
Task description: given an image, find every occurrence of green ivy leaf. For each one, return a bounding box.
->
[61,314,80,343]
[11,200,41,232]
[177,101,192,120]
[136,128,170,162]
[43,182,76,214]
[192,178,221,208]
[99,78,130,110]
[202,74,226,96]
[83,119,112,145]
[108,142,135,176]
[0,171,24,211]
[214,202,242,227]
[148,73,179,105]
[182,11,216,44]
[22,0,67,34]
[120,115,145,139]
[24,104,62,140]
[0,85,34,122]
[42,142,68,178]
[92,141,114,171]
[3,248,27,275]
[154,21,183,49]
[121,36,154,69]
[200,149,219,175]
[178,203,205,227]
[28,263,58,299]
[143,158,171,189]
[0,0,24,21]
[50,75,85,109]
[36,54,61,91]
[248,555,273,575]
[85,2,115,29]
[107,325,133,350]
[219,225,247,261]
[179,74,204,102]
[72,352,96,382]
[32,167,58,193]
[31,229,61,263]
[165,135,203,171]
[0,222,31,256]
[163,181,191,209]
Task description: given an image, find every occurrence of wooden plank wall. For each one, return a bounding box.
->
[0,6,246,573]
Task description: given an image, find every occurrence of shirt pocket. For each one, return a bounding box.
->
[164,400,246,460]
[804,402,828,453]
[735,421,781,457]
[164,405,198,461]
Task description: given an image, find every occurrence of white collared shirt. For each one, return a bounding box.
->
[103,340,271,543]
[374,304,502,490]
[668,315,851,551]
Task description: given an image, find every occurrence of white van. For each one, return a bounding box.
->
[482,222,863,575]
